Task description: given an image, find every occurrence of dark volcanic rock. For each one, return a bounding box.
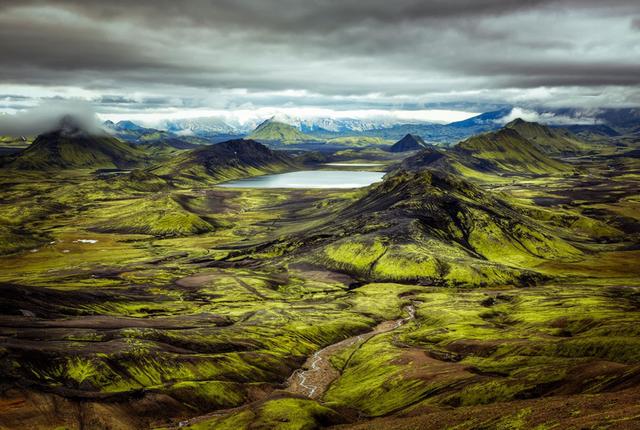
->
[389,133,430,152]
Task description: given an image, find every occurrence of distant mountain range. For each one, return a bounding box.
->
[158,114,401,137]
[99,107,640,148]
[103,120,208,147]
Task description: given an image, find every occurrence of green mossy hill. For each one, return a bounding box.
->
[184,397,344,429]
[454,127,570,175]
[505,118,587,155]
[248,119,313,144]
[2,121,146,170]
[92,194,214,236]
[252,170,580,286]
[104,169,170,193]
[400,123,575,178]
[389,133,430,153]
[151,139,298,183]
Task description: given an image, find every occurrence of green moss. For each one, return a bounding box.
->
[495,408,532,430]
[91,194,214,236]
[324,238,386,275]
[187,398,340,430]
[348,283,419,320]
[248,121,312,144]
[324,335,433,416]
[372,245,440,280]
[166,380,246,410]
[325,136,393,147]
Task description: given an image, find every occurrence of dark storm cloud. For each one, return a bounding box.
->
[0,0,639,111]
[1,0,637,31]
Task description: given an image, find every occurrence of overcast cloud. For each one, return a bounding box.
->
[0,0,639,120]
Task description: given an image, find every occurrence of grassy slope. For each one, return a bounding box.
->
[454,128,571,175]
[505,118,587,154]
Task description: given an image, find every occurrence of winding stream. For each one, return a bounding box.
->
[286,304,416,399]
[176,304,416,428]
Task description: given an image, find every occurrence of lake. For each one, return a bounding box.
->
[218,170,385,189]
[323,163,384,167]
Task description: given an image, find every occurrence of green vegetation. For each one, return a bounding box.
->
[0,119,639,429]
[455,128,571,175]
[505,118,587,155]
[150,139,297,184]
[248,120,314,144]
[326,136,393,147]
[1,127,146,169]
[90,194,214,236]
[186,397,342,429]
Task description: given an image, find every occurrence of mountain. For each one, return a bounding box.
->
[162,117,253,137]
[453,127,570,175]
[151,139,298,183]
[399,145,451,172]
[247,119,314,144]
[242,169,580,286]
[398,123,573,178]
[104,120,158,141]
[447,108,512,129]
[388,133,430,152]
[2,116,146,170]
[104,120,205,148]
[299,117,397,134]
[114,120,147,132]
[551,107,640,130]
[356,109,510,144]
[505,118,586,155]
[561,124,621,140]
[266,113,400,135]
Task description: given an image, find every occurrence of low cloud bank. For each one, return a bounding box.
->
[0,101,103,136]
[497,107,601,126]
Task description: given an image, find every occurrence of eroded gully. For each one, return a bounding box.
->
[285,303,416,399]
[176,303,416,427]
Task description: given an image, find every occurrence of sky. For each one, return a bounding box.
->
[0,0,639,125]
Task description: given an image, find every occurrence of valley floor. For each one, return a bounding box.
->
[0,156,639,430]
